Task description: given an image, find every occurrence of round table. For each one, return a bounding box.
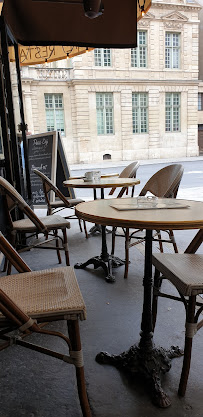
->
[75,197,203,407]
[63,177,140,194]
[63,177,140,282]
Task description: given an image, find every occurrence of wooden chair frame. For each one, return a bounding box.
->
[34,168,88,238]
[152,229,203,397]
[0,176,70,270]
[0,232,92,417]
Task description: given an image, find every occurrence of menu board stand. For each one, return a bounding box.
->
[27,131,75,207]
[27,131,57,206]
[56,133,76,199]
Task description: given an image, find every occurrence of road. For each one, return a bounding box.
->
[69,159,203,201]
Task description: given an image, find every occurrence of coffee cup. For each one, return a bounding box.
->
[84,171,94,181]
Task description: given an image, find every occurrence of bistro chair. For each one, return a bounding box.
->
[152,229,203,397]
[109,160,140,198]
[88,161,140,237]
[34,169,88,238]
[111,164,184,278]
[0,176,70,269]
[0,232,92,417]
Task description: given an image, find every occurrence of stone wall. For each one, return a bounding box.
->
[17,0,202,163]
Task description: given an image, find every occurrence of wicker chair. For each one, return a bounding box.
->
[152,229,203,397]
[0,232,92,417]
[0,176,70,269]
[34,168,88,238]
[109,160,140,198]
[111,164,184,278]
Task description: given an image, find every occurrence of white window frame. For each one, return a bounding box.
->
[96,93,114,135]
[94,49,112,67]
[165,92,181,132]
[131,31,147,68]
[132,92,148,134]
[165,32,180,69]
[44,93,65,136]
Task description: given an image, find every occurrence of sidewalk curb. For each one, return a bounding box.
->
[70,156,203,171]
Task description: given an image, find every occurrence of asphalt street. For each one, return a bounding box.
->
[69,158,203,201]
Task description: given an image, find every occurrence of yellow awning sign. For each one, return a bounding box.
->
[8,45,94,66]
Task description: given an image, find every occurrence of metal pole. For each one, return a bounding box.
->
[0,28,13,184]
[0,17,21,193]
[14,43,32,200]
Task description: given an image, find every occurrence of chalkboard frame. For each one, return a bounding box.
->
[0,122,4,160]
[57,132,76,199]
[27,131,58,207]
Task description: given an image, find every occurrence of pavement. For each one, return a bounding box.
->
[68,156,203,203]
[0,156,202,417]
[0,219,202,417]
[70,155,203,172]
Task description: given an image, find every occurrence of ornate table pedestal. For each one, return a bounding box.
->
[75,197,203,406]
[64,178,140,282]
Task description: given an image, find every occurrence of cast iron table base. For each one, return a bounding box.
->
[88,224,112,237]
[95,229,183,406]
[88,224,102,235]
[75,187,124,282]
[96,341,183,407]
[88,189,112,237]
[75,253,124,283]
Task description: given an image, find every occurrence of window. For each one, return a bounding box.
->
[131,31,147,68]
[165,32,180,69]
[198,93,203,111]
[165,93,180,132]
[94,49,112,66]
[132,93,148,133]
[96,93,114,135]
[44,94,65,135]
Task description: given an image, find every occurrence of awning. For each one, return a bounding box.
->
[2,0,151,49]
[8,45,94,66]
[0,2,93,65]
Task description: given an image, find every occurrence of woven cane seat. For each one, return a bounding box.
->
[0,266,86,322]
[0,232,91,417]
[152,253,203,296]
[50,198,84,209]
[13,215,71,232]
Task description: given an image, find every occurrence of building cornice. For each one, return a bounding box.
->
[68,78,199,87]
[138,6,200,27]
[151,1,201,12]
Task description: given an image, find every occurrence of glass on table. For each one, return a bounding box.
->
[93,170,101,180]
[137,195,158,208]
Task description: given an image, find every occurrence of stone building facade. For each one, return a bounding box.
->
[15,0,202,163]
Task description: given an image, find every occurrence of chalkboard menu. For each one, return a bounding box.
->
[27,131,57,205]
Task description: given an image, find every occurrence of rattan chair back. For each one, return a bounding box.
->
[139,164,184,198]
[109,161,140,197]
[33,168,71,208]
[0,176,46,233]
[111,164,184,279]
[118,161,140,179]
[33,169,88,238]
